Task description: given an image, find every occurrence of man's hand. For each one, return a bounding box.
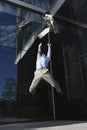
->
[47,43,51,47]
[38,43,42,48]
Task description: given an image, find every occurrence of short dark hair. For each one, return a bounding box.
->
[41,52,47,55]
[41,49,47,55]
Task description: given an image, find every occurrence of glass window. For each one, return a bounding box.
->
[0,0,87,124]
[0,47,17,122]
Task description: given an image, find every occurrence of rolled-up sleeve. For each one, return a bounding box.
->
[37,47,41,60]
[47,47,51,59]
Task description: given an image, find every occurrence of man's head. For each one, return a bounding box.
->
[41,49,47,57]
[42,53,46,57]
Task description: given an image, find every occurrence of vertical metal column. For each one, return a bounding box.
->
[48,32,56,120]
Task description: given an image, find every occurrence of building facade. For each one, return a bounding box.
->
[0,0,87,123]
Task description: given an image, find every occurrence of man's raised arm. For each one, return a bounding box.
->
[37,43,42,59]
[47,43,51,59]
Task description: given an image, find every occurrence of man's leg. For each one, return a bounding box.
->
[29,70,42,94]
[42,71,63,95]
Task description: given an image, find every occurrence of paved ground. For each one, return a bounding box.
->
[0,120,87,130]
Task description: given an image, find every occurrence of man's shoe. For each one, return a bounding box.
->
[29,88,35,96]
[59,91,63,96]
[56,88,63,96]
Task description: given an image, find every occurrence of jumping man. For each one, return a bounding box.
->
[29,43,63,96]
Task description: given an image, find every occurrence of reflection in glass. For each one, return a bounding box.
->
[0,47,17,120]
